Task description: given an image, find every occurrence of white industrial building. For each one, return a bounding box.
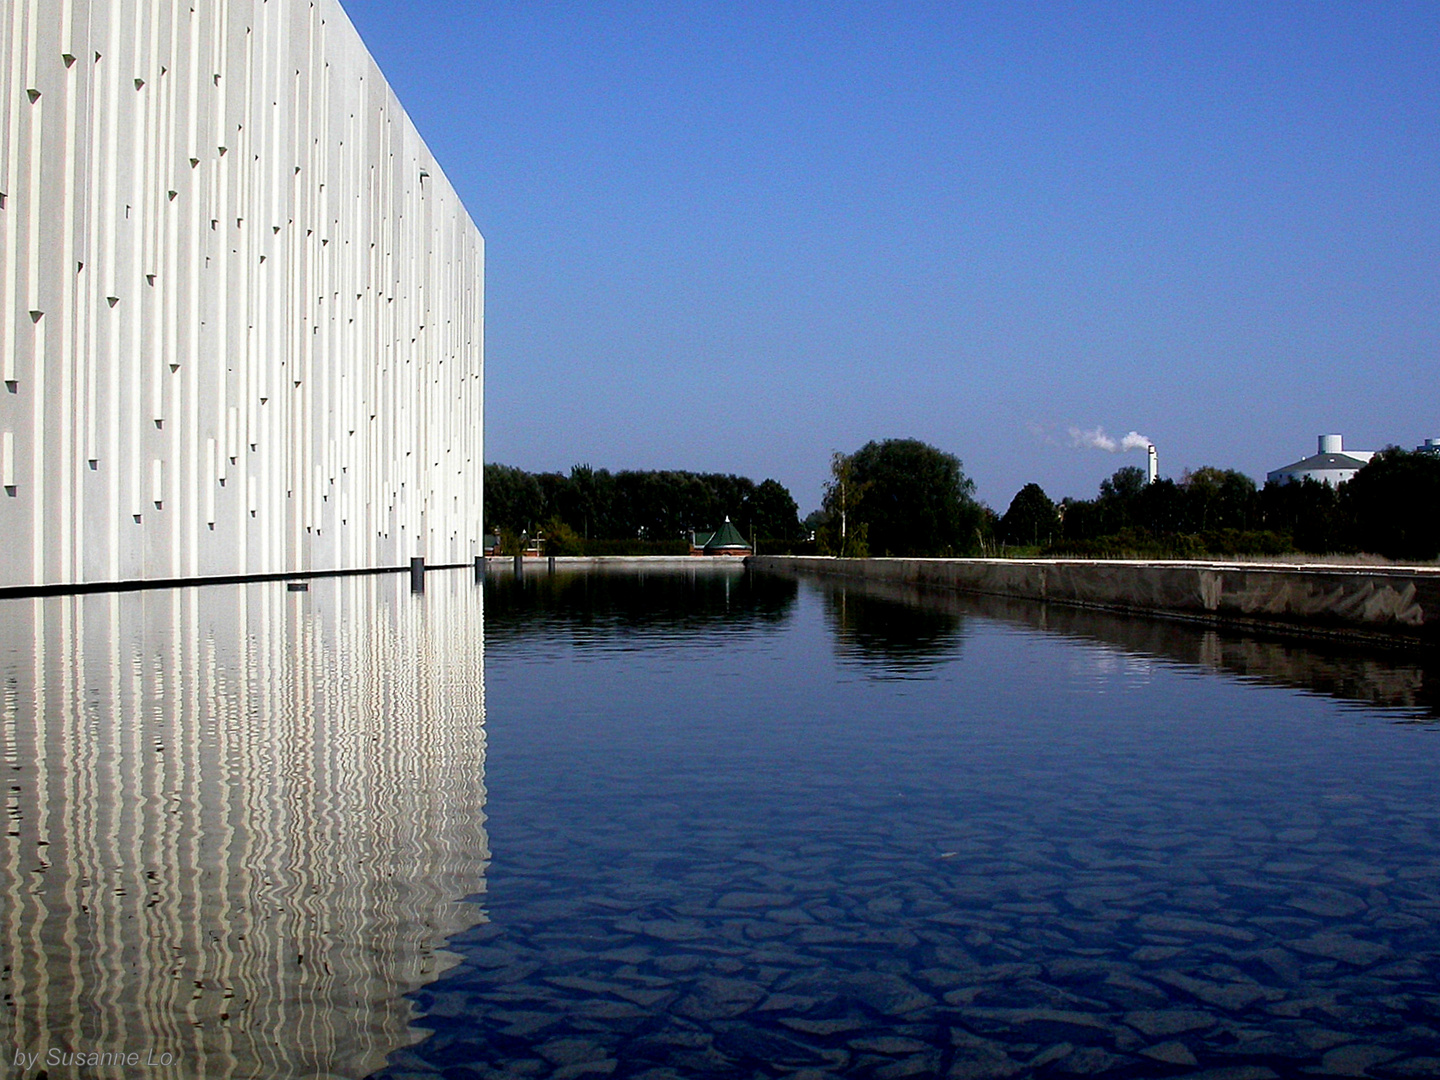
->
[1267,435,1374,487]
[0,0,483,590]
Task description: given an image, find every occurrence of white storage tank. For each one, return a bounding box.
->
[1267,434,1375,487]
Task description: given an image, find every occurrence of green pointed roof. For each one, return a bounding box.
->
[703,516,750,552]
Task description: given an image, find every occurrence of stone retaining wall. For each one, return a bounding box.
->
[750,557,1440,644]
[484,556,745,572]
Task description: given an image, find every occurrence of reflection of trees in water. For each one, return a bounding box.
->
[1209,635,1436,718]
[823,582,966,676]
[954,592,1440,719]
[1044,606,1440,720]
[790,569,1439,717]
[485,566,798,643]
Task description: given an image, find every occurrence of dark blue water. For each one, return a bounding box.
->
[379,567,1440,1080]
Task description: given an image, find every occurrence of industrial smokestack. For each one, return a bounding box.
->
[1147,444,1158,484]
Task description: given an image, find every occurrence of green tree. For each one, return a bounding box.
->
[1087,465,1147,534]
[560,463,601,539]
[1180,467,1257,531]
[1100,465,1148,502]
[1344,448,1440,560]
[498,527,525,556]
[487,464,803,548]
[833,438,981,556]
[1133,478,1186,535]
[999,483,1058,547]
[820,451,871,556]
[747,478,803,541]
[816,518,868,557]
[802,508,829,537]
[484,464,545,535]
[1259,476,1348,553]
[540,515,585,556]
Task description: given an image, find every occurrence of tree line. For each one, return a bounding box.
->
[1013,448,1440,562]
[484,464,804,555]
[812,439,1440,562]
[485,440,1439,562]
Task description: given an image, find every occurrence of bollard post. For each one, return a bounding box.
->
[410,556,425,593]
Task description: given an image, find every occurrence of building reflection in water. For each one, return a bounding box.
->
[0,571,489,1078]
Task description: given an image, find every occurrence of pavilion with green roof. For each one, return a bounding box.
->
[689,516,753,556]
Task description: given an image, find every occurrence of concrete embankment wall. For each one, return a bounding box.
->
[484,556,746,573]
[750,556,1440,644]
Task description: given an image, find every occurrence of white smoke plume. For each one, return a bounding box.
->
[1069,427,1152,453]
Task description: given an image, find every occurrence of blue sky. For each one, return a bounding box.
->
[341,0,1438,513]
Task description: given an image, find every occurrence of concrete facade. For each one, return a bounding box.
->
[0,0,483,589]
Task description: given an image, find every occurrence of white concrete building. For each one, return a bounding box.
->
[0,0,483,590]
[1267,435,1374,487]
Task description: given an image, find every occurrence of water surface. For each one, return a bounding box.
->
[385,566,1440,1080]
[0,574,489,1078]
[5,564,1440,1079]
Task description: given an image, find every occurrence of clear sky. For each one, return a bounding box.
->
[340,0,1438,514]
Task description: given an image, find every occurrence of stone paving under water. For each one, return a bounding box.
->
[378,569,1440,1080]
